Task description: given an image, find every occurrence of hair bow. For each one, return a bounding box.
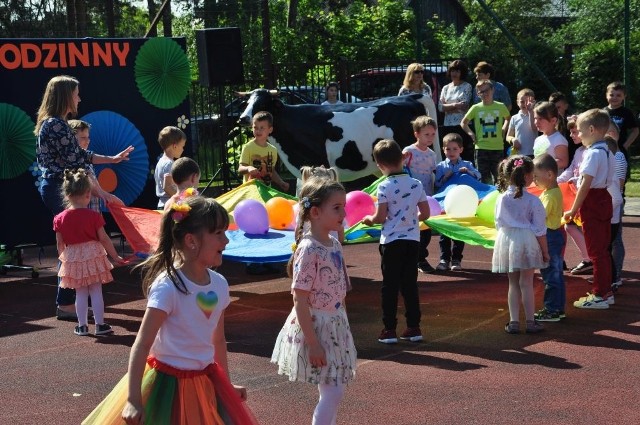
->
[170,188,199,223]
[513,158,524,167]
[300,196,311,209]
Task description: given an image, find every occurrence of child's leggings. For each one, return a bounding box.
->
[75,283,104,326]
[565,223,589,262]
[507,270,535,322]
[312,383,345,425]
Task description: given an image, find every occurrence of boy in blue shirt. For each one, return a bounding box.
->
[434,133,481,271]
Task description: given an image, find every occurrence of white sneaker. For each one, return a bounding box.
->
[574,293,609,309]
[605,293,615,305]
[612,279,623,291]
[450,260,462,271]
[435,260,449,271]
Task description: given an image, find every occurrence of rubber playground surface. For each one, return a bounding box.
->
[2,216,640,425]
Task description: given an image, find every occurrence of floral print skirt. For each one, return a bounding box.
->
[271,307,356,385]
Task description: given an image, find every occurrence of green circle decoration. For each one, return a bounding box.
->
[0,103,36,180]
[134,38,191,109]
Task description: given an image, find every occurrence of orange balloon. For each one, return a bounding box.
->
[98,168,118,192]
[265,197,294,230]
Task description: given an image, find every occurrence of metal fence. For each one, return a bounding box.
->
[190,58,456,195]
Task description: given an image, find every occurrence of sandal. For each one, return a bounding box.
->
[504,321,520,334]
[526,320,544,334]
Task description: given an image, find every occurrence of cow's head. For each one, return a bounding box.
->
[237,89,281,126]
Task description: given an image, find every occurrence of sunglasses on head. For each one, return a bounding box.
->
[477,88,491,95]
[413,70,424,74]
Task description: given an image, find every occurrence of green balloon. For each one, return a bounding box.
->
[476,190,499,223]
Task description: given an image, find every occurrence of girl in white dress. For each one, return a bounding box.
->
[272,177,356,425]
[492,155,549,334]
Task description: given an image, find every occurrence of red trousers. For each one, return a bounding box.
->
[579,188,612,297]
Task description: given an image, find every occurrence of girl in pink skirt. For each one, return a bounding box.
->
[54,168,124,336]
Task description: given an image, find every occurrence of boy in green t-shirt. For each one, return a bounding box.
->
[238,111,290,192]
[461,80,510,184]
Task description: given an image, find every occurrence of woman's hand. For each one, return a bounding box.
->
[233,384,248,401]
[112,146,135,163]
[122,401,144,425]
[106,193,124,206]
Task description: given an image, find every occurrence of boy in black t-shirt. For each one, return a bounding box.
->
[605,81,638,158]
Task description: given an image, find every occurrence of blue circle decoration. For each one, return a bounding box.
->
[80,111,149,208]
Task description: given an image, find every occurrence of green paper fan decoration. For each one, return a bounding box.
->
[0,103,36,180]
[134,38,191,109]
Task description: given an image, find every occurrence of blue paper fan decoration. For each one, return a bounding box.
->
[81,111,149,207]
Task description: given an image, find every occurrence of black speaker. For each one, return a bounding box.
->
[195,27,244,87]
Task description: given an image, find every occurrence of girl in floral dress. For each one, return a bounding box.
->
[272,177,357,425]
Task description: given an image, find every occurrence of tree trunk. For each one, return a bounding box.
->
[162,0,172,37]
[75,0,87,36]
[66,0,75,37]
[105,0,115,37]
[287,0,298,29]
[147,0,157,36]
[261,0,274,88]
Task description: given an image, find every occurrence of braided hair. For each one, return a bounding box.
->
[496,155,533,199]
[287,177,346,277]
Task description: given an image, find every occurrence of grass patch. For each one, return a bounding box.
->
[627,155,640,197]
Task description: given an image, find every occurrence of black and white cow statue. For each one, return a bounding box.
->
[237,89,441,182]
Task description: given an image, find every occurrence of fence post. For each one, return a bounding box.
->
[338,57,348,103]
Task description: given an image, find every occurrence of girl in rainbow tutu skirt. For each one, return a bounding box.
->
[83,195,258,425]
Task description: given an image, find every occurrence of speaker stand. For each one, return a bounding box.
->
[202,86,240,196]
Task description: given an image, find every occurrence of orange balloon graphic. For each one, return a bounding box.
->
[98,168,118,192]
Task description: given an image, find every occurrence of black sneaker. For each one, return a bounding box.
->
[95,323,114,336]
[74,325,89,336]
[399,327,423,342]
[571,260,593,275]
[378,328,398,344]
[417,261,435,274]
[534,308,561,322]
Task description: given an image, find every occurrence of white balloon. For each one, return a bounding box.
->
[443,185,479,218]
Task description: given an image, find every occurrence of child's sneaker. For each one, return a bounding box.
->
[570,260,593,275]
[74,325,89,336]
[573,293,609,309]
[377,328,398,344]
[95,323,114,335]
[435,260,449,271]
[611,279,623,292]
[534,308,561,322]
[417,261,435,274]
[558,311,566,320]
[450,260,462,271]
[605,292,615,305]
[399,327,423,342]
[504,321,520,334]
[525,320,544,334]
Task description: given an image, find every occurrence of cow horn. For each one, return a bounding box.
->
[268,89,279,96]
[234,91,248,97]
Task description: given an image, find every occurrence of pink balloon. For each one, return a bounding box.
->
[345,190,376,227]
[426,196,442,216]
[233,199,269,234]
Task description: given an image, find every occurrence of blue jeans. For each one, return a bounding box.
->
[39,177,75,307]
[611,210,624,279]
[540,228,566,313]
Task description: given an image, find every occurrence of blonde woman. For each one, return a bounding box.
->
[398,63,432,98]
